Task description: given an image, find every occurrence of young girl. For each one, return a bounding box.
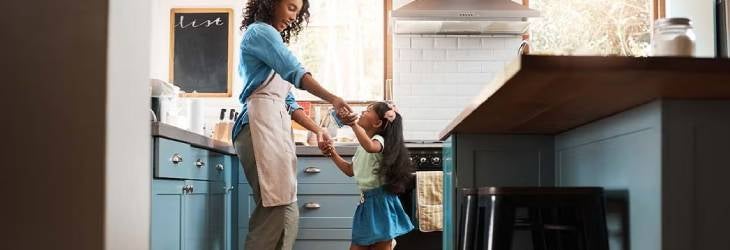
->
[322,101,415,250]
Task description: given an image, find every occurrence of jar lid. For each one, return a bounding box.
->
[655,17,692,27]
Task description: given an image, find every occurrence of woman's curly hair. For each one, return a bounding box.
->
[240,0,310,44]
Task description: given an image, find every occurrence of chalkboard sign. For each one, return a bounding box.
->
[169,8,233,97]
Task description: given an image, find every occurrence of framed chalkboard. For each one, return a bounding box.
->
[169,8,233,97]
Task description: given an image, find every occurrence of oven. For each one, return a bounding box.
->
[395,141,443,250]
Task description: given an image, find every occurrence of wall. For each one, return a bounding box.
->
[391,1,523,140]
[392,34,522,140]
[5,0,108,249]
[150,0,245,134]
[665,0,716,57]
[106,0,152,249]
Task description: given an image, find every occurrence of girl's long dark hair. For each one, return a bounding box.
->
[240,0,310,44]
[372,102,414,194]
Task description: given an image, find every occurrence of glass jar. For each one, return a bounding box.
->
[652,17,696,57]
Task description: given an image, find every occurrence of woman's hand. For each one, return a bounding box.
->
[331,97,353,118]
[316,129,333,153]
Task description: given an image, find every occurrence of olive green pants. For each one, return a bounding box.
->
[234,125,299,250]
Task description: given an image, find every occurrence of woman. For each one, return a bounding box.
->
[233,0,353,249]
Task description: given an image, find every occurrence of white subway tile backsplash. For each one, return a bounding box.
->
[434,38,457,49]
[505,37,523,50]
[444,73,494,83]
[457,62,486,73]
[411,37,434,49]
[399,73,422,83]
[411,61,434,73]
[400,49,423,60]
[484,61,505,73]
[420,73,446,84]
[393,35,518,140]
[407,107,463,120]
[404,119,451,132]
[456,83,488,96]
[394,60,411,73]
[446,49,491,61]
[482,38,505,49]
[492,49,518,61]
[433,62,458,73]
[401,96,470,108]
[422,49,446,60]
[411,84,455,97]
[394,37,411,49]
[394,83,412,96]
[405,131,440,140]
[457,37,482,49]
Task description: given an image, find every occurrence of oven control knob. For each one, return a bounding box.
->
[419,157,428,164]
[431,157,441,165]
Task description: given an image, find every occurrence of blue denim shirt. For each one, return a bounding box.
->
[232,22,307,140]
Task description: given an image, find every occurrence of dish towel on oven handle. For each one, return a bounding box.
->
[416,171,443,232]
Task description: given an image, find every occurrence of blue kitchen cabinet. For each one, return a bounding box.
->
[151,179,185,250]
[151,137,238,250]
[236,176,250,250]
[151,179,231,250]
[183,180,227,250]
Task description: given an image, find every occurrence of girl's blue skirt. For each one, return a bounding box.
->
[352,187,414,246]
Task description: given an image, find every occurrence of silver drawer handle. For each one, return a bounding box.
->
[303,202,321,209]
[303,167,321,173]
[216,164,224,171]
[170,153,183,165]
[195,159,205,168]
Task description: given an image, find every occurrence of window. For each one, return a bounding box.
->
[529,0,653,56]
[289,0,385,101]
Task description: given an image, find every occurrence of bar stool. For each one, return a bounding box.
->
[458,187,608,250]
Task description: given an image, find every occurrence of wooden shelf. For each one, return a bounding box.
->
[439,55,730,140]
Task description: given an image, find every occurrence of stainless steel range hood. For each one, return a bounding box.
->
[392,0,540,35]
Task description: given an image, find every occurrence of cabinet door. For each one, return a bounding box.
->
[224,156,238,250]
[237,183,253,250]
[152,179,185,250]
[183,180,226,250]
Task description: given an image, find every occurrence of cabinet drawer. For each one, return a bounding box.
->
[298,184,360,229]
[238,184,360,229]
[297,157,355,184]
[294,229,351,250]
[155,137,224,181]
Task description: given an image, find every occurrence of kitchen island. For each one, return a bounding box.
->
[439,55,730,250]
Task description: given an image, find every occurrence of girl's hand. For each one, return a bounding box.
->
[339,112,358,126]
[321,143,336,157]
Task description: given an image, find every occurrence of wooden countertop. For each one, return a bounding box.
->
[152,122,358,156]
[439,55,730,140]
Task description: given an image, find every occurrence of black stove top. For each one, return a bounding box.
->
[407,147,443,171]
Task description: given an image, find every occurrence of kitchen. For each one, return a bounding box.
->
[7,0,730,250]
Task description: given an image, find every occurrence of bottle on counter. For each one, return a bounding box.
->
[652,17,696,57]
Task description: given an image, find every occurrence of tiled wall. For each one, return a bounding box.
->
[393,34,523,140]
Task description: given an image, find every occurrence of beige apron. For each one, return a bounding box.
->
[247,71,298,207]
